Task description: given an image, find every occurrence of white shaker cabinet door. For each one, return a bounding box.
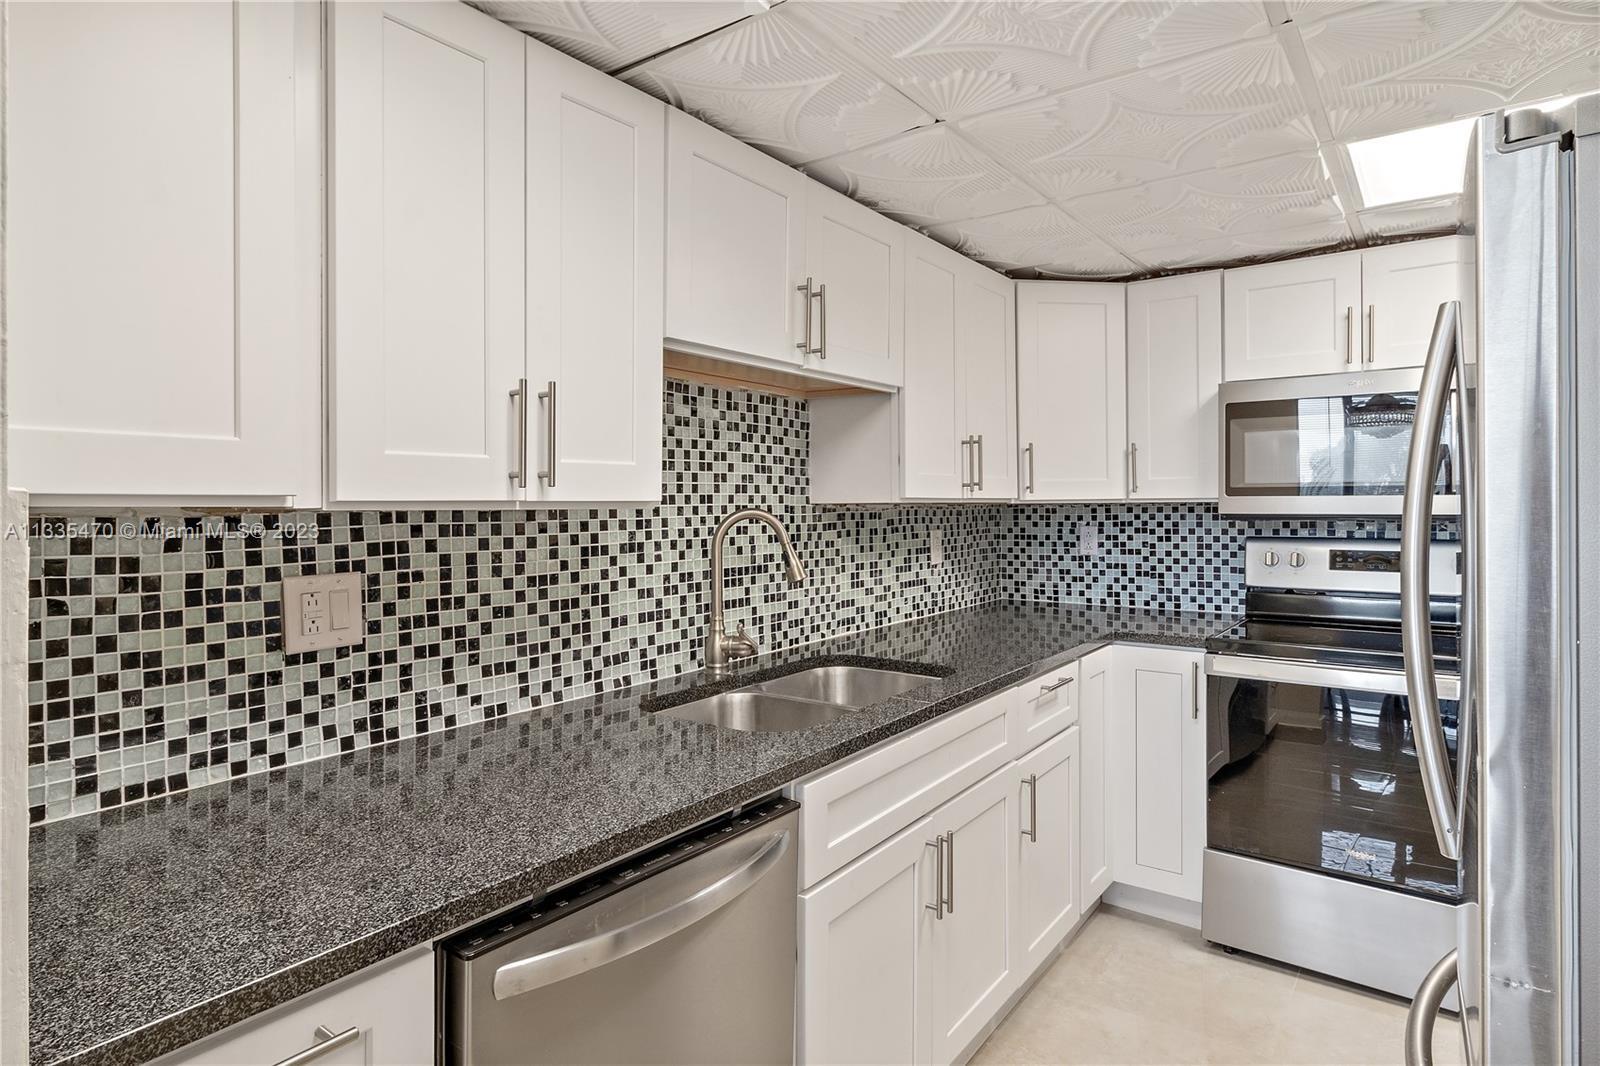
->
[901,236,966,500]
[1223,250,1362,380]
[1012,726,1081,978]
[799,816,934,1066]
[8,1,314,500]
[526,40,664,503]
[664,109,807,366]
[802,184,904,386]
[1126,271,1222,501]
[330,1,527,503]
[1016,282,1127,501]
[1078,648,1114,907]
[1360,236,1474,370]
[960,264,1018,501]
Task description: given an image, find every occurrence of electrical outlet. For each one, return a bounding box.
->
[930,528,944,567]
[1077,522,1100,557]
[283,572,363,654]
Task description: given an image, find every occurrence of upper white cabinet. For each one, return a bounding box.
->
[960,265,1019,501]
[525,40,664,502]
[664,110,807,368]
[1126,272,1222,501]
[1016,282,1127,501]
[1360,236,1474,370]
[330,0,526,503]
[8,1,318,502]
[1110,645,1207,903]
[900,236,967,499]
[1223,250,1363,380]
[803,185,905,385]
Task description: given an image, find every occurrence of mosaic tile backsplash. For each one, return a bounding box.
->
[27,379,1456,823]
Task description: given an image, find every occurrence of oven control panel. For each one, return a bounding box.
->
[1245,538,1462,596]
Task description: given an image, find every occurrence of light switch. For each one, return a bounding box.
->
[282,572,364,654]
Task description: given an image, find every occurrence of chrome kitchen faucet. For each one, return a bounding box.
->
[705,508,806,677]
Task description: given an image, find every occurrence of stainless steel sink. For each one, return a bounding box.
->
[658,690,856,732]
[750,665,934,708]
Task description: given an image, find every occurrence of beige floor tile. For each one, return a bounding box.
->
[973,907,1462,1066]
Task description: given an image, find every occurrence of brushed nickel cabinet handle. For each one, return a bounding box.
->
[1346,306,1354,365]
[508,378,528,488]
[1040,675,1073,695]
[537,380,557,487]
[817,281,827,359]
[974,434,984,492]
[960,437,974,491]
[1021,774,1038,843]
[1192,661,1200,719]
[1367,304,1376,364]
[1023,442,1035,494]
[272,1026,361,1066]
[1129,441,1139,494]
[925,837,945,919]
[795,276,814,354]
[945,829,955,914]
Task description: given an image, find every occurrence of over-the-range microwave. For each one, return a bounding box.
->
[1217,366,1462,517]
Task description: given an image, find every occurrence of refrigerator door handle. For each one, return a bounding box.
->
[1404,948,1459,1066]
[1401,299,1464,861]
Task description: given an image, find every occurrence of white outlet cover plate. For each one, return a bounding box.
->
[282,571,364,655]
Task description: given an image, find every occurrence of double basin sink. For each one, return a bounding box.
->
[658,665,938,732]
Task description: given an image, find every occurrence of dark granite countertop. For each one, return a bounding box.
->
[29,602,1232,1066]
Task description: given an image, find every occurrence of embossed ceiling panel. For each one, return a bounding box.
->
[803,126,1044,226]
[483,0,1598,278]
[468,0,763,71]
[786,0,1274,119]
[1300,1,1600,140]
[926,206,1140,277]
[620,5,933,164]
[958,40,1320,200]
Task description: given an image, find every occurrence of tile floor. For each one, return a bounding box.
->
[974,907,1466,1065]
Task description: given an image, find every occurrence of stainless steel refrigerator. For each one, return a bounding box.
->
[1400,94,1599,1064]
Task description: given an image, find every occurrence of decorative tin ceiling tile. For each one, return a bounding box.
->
[959,39,1318,199]
[925,205,1140,277]
[804,126,1044,226]
[467,0,760,72]
[1358,196,1463,238]
[1302,1,1600,140]
[786,0,1274,120]
[1061,151,1346,253]
[1136,220,1355,270]
[621,6,933,163]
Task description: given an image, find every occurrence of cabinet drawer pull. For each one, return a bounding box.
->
[1039,675,1073,695]
[1021,774,1038,843]
[537,380,557,487]
[508,378,528,489]
[272,1025,361,1066]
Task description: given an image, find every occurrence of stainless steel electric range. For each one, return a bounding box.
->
[1201,537,1463,1001]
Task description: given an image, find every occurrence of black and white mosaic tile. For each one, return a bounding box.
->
[26,381,1006,823]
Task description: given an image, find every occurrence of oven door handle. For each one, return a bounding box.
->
[1204,655,1459,701]
[492,827,790,1001]
[1402,299,1464,862]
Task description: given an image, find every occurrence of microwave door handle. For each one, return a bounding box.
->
[491,827,790,1001]
[1404,948,1459,1066]
[1401,299,1463,862]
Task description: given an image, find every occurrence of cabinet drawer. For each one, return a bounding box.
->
[1009,661,1079,758]
[795,691,1012,888]
[155,950,433,1066]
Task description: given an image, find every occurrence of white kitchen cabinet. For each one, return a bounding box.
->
[799,814,934,1066]
[1016,282,1127,501]
[156,950,433,1066]
[1011,727,1081,979]
[923,766,1018,1065]
[1126,272,1223,501]
[664,109,807,367]
[8,1,318,502]
[525,40,664,502]
[900,234,967,499]
[1077,648,1114,907]
[330,0,526,503]
[1110,645,1207,902]
[802,185,904,386]
[1360,236,1475,370]
[1223,250,1363,381]
[960,265,1019,500]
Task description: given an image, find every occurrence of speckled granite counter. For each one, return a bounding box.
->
[29,603,1231,1066]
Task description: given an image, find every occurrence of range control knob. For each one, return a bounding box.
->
[1289,551,1306,569]
[1263,550,1280,567]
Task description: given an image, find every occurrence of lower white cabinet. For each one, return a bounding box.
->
[1012,727,1081,979]
[157,950,433,1066]
[1078,649,1114,907]
[1109,645,1207,902]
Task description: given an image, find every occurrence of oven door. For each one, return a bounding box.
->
[1205,656,1462,903]
[1218,367,1461,516]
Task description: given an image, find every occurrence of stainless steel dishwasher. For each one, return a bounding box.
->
[441,796,798,1065]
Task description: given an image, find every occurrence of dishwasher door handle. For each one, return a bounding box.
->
[492,827,791,1001]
